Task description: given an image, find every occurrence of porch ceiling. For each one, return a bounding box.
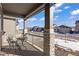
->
[1,3,45,19]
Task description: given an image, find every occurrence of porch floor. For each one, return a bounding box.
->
[0,42,43,56]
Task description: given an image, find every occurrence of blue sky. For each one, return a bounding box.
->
[54,3,79,27]
[26,10,45,27]
[18,11,45,29]
[18,18,24,29]
[18,3,79,29]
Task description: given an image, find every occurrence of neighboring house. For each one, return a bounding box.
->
[54,25,72,34]
[37,27,44,32]
[72,27,75,31]
[30,26,44,32]
[75,20,79,33]
[53,24,59,32]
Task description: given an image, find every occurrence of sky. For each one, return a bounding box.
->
[18,3,79,29]
[26,10,45,27]
[17,18,24,29]
[54,3,79,27]
[18,11,45,29]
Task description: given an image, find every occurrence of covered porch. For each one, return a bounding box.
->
[0,3,55,56]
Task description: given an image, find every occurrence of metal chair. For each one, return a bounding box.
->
[7,35,17,55]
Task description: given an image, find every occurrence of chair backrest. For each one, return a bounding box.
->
[7,34,13,43]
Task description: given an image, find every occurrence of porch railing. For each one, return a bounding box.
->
[25,32,44,52]
[25,32,79,55]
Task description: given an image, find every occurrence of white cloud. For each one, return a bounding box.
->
[64,6,70,9]
[55,3,64,8]
[19,19,23,23]
[54,3,64,13]
[55,9,63,13]
[69,16,76,20]
[54,16,59,20]
[69,15,79,20]
[55,16,59,18]
[39,17,45,21]
[71,9,79,15]
[27,18,37,22]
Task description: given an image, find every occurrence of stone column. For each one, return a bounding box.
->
[44,3,55,56]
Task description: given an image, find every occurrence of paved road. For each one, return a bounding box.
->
[55,33,79,42]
